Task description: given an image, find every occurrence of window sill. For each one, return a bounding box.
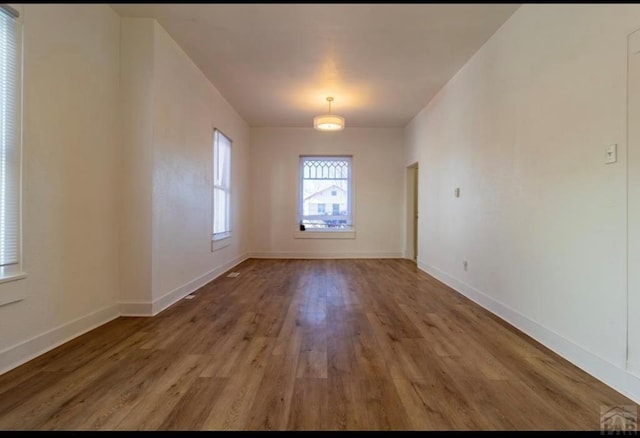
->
[0,271,27,284]
[0,271,27,307]
[211,235,232,252]
[294,230,355,239]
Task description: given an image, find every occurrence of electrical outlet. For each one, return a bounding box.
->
[463,260,468,271]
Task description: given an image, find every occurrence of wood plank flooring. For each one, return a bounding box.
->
[0,258,636,430]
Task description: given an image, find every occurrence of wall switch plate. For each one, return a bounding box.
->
[605,144,617,164]
[455,188,461,198]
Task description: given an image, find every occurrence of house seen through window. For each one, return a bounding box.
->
[299,156,352,230]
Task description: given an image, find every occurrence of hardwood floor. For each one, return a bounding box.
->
[0,258,636,430]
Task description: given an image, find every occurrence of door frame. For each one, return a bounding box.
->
[405,163,419,262]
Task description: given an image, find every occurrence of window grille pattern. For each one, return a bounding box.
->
[299,157,352,230]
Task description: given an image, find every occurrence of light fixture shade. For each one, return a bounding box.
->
[313,114,345,131]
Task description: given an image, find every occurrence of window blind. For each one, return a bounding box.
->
[0,9,21,267]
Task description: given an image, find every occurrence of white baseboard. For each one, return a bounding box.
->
[119,253,250,317]
[628,361,640,380]
[118,301,153,317]
[248,251,403,259]
[151,253,249,316]
[0,304,120,376]
[417,259,640,404]
[403,252,417,261]
[0,254,251,376]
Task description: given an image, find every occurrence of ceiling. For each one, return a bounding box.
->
[110,4,520,128]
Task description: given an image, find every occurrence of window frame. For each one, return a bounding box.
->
[297,155,355,239]
[211,128,232,250]
[0,4,25,296]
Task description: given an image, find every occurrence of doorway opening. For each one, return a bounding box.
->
[406,163,419,262]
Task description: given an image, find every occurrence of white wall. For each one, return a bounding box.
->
[628,29,640,379]
[0,4,121,373]
[150,22,250,310]
[249,127,404,258]
[0,9,252,373]
[119,19,250,315]
[120,17,155,307]
[405,4,640,402]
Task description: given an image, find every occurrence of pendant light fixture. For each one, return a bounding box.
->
[313,96,345,131]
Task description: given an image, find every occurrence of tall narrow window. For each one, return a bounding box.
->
[212,129,232,241]
[0,5,22,281]
[299,156,352,230]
